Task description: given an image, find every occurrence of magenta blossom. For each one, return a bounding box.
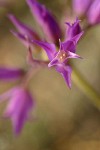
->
[31,31,83,88]
[0,87,35,135]
[30,18,83,88]
[87,0,100,25]
[72,0,93,16]
[26,0,61,43]
[8,14,40,47]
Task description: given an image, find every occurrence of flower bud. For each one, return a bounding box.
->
[72,0,93,16]
[26,0,61,43]
[87,0,100,25]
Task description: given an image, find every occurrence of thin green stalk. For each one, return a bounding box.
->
[72,67,100,110]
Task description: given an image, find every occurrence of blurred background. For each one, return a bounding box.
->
[0,0,100,150]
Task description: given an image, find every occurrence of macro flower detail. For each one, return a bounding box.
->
[31,29,83,88]
[8,14,40,47]
[48,40,82,88]
[87,0,100,25]
[72,0,93,16]
[0,87,35,134]
[0,67,24,81]
[26,0,62,43]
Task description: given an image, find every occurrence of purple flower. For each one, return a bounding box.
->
[26,0,61,43]
[66,18,82,40]
[87,0,100,25]
[31,31,83,88]
[0,67,24,81]
[0,87,35,134]
[8,14,40,47]
[72,0,93,16]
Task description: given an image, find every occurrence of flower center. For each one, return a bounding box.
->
[57,51,68,63]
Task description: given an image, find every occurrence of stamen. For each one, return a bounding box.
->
[57,50,68,63]
[63,53,66,57]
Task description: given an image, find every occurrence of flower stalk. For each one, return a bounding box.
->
[72,66,100,109]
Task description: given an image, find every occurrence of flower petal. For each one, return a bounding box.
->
[8,14,40,41]
[12,93,34,135]
[31,40,56,60]
[48,58,59,67]
[56,65,72,88]
[0,67,24,81]
[11,30,30,47]
[66,18,82,39]
[61,40,76,53]
[67,51,82,59]
[62,32,83,53]
[3,87,35,135]
[71,31,84,44]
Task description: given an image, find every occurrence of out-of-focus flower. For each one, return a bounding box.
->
[87,0,100,25]
[0,87,35,135]
[0,67,24,81]
[72,0,93,16]
[66,18,82,40]
[31,30,83,88]
[26,0,61,43]
[8,14,40,47]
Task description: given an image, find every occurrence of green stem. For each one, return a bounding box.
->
[72,67,100,110]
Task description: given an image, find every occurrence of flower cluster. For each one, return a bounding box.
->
[0,0,99,135]
[8,0,84,89]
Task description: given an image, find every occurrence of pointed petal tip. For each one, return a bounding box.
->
[26,0,35,6]
[48,61,54,67]
[68,84,71,89]
[10,29,16,35]
[72,31,84,44]
[7,14,15,22]
[13,127,21,136]
[7,13,12,18]
[65,22,71,27]
[48,63,51,67]
[10,30,26,41]
[79,56,83,59]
